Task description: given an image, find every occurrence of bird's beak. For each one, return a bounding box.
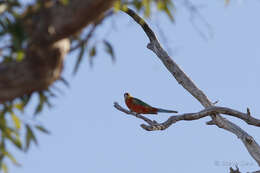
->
[124,93,130,99]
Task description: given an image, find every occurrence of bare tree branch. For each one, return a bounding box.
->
[114,102,260,130]
[117,7,260,167]
[114,102,159,126]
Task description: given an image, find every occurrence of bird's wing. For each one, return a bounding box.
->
[132,97,152,108]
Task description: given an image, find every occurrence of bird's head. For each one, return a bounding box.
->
[124,92,130,99]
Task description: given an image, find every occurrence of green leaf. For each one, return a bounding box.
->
[89,46,97,67]
[133,0,142,11]
[60,0,69,5]
[11,138,22,150]
[0,153,4,163]
[0,114,6,128]
[157,0,175,22]
[89,46,96,57]
[1,162,8,173]
[3,56,13,63]
[157,1,164,10]
[25,125,37,151]
[20,94,31,109]
[163,5,174,22]
[34,92,46,115]
[34,103,43,115]
[4,129,22,150]
[142,0,151,17]
[3,151,20,166]
[35,125,50,134]
[103,40,115,63]
[73,44,86,74]
[45,98,52,108]
[14,103,24,112]
[15,51,24,62]
[11,113,21,130]
[113,0,121,12]
[59,77,70,88]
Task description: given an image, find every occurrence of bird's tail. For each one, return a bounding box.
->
[156,108,178,113]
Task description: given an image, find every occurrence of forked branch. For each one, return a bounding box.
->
[115,7,260,167]
[114,102,260,131]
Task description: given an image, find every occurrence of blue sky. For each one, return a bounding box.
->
[9,0,260,172]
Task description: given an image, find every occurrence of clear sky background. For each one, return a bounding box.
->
[9,0,260,172]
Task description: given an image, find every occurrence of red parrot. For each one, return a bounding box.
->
[124,93,178,114]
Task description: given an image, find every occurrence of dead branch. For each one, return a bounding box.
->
[114,102,260,130]
[117,7,260,167]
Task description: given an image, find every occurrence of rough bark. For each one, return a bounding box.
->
[0,0,116,102]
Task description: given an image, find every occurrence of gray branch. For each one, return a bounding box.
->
[118,7,260,167]
[114,102,260,130]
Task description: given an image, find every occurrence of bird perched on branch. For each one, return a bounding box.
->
[124,93,178,114]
